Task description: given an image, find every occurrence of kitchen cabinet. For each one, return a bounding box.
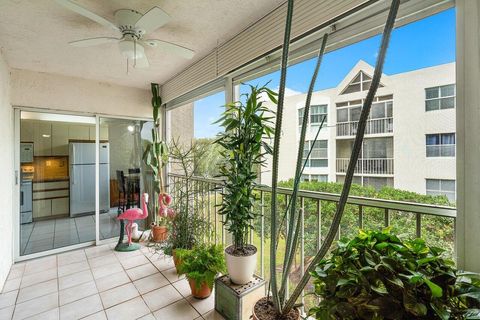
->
[33,199,52,219]
[32,180,69,219]
[52,123,69,156]
[20,120,34,142]
[33,122,52,156]
[88,125,108,140]
[69,125,90,140]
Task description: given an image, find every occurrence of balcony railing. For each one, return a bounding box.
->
[168,173,456,307]
[336,157,394,175]
[337,117,393,136]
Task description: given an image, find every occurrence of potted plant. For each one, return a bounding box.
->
[163,139,212,271]
[252,0,401,318]
[309,228,480,319]
[215,84,276,284]
[143,83,172,242]
[176,244,226,299]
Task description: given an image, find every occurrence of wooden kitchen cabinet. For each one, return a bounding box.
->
[51,123,69,155]
[33,122,52,156]
[69,124,90,140]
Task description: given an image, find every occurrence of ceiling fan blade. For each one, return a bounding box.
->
[134,55,150,69]
[55,0,118,31]
[69,37,120,47]
[143,40,195,59]
[135,7,170,35]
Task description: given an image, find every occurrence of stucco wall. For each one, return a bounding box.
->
[0,51,13,291]
[10,69,151,118]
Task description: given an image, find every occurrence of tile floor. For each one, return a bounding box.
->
[20,211,144,256]
[0,243,224,320]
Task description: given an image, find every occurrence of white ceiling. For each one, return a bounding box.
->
[0,0,285,89]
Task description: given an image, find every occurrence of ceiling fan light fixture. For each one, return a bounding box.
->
[118,40,145,59]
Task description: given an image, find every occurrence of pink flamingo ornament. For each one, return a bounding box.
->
[158,193,175,218]
[117,193,149,246]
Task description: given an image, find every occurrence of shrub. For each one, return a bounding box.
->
[309,228,480,319]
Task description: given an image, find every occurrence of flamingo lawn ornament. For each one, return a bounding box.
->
[115,193,149,252]
[158,193,175,218]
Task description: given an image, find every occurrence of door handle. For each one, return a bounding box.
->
[21,191,24,206]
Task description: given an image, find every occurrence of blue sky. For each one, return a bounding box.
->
[194,8,456,138]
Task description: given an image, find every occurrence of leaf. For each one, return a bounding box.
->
[424,279,443,298]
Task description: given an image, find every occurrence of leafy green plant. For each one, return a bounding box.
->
[309,228,480,319]
[176,244,226,289]
[143,83,169,226]
[215,84,276,253]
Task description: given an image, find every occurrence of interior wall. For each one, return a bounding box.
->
[0,50,13,290]
[10,69,151,118]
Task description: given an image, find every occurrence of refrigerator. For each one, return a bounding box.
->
[69,142,110,217]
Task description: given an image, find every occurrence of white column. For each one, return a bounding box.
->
[456,0,480,272]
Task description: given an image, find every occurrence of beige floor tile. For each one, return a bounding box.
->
[137,313,156,320]
[95,271,130,292]
[2,278,21,293]
[57,249,87,267]
[17,279,57,303]
[161,267,185,283]
[149,256,175,272]
[59,294,103,320]
[7,264,25,281]
[100,283,139,309]
[59,280,98,306]
[104,297,150,320]
[142,285,183,312]
[119,254,149,270]
[91,262,123,280]
[202,310,226,320]
[23,256,57,276]
[20,269,57,289]
[133,273,169,295]
[0,305,15,320]
[172,278,192,297]
[58,260,90,278]
[0,290,18,309]
[59,269,93,290]
[12,292,58,320]
[126,262,157,281]
[114,249,143,259]
[187,291,215,315]
[81,310,107,320]
[85,244,112,259]
[152,299,200,320]
[88,253,119,269]
[24,308,59,320]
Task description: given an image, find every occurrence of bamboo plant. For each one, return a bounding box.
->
[265,0,401,317]
[142,83,169,227]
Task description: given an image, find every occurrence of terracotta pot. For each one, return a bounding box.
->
[188,278,212,299]
[252,297,300,320]
[151,224,168,242]
[172,249,182,272]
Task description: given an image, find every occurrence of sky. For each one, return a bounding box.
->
[193,8,456,139]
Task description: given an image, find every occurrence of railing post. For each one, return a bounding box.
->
[384,208,390,227]
[358,205,363,229]
[260,191,265,279]
[300,197,305,313]
[416,212,422,238]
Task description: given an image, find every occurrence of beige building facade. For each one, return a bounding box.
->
[262,61,456,201]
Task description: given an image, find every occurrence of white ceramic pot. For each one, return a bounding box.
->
[225,245,257,285]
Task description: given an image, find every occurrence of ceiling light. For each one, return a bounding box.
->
[42,134,51,138]
[127,125,135,132]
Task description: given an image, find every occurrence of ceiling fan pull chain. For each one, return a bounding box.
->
[134,39,137,68]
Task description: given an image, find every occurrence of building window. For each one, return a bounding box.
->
[426,133,455,157]
[340,71,384,95]
[298,105,327,128]
[426,179,456,202]
[303,140,328,167]
[425,84,455,111]
[301,174,328,182]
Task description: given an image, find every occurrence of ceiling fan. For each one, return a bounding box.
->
[56,0,195,68]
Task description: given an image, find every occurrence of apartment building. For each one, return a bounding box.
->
[262,60,456,201]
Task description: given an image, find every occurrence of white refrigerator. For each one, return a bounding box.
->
[69,142,110,217]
